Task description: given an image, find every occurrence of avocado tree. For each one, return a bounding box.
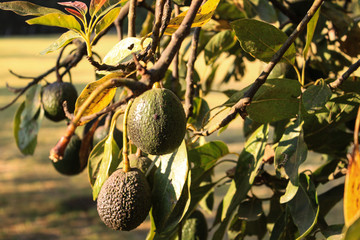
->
[1,0,360,239]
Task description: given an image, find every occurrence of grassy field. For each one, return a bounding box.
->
[0,35,345,240]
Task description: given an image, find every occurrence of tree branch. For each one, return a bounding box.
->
[195,0,325,136]
[329,59,360,89]
[128,0,137,37]
[151,0,166,54]
[142,0,203,86]
[185,27,201,118]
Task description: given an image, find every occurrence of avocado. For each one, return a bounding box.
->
[52,134,86,176]
[180,210,208,240]
[127,88,186,155]
[120,154,156,188]
[97,168,152,231]
[41,82,78,122]
[93,125,123,148]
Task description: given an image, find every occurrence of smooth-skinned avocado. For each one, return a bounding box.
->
[42,81,78,122]
[97,168,152,231]
[52,134,86,176]
[93,125,123,148]
[127,88,186,155]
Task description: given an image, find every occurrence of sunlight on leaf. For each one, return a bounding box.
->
[164,0,221,35]
[40,30,81,55]
[0,1,63,16]
[74,72,125,125]
[151,140,189,232]
[26,12,82,32]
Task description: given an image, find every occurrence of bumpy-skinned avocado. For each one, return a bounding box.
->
[180,210,208,240]
[120,154,156,188]
[52,134,86,175]
[42,82,78,122]
[97,168,152,231]
[93,126,123,148]
[127,88,186,155]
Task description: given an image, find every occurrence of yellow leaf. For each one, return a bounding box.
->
[344,147,360,227]
[164,0,221,35]
[74,72,124,125]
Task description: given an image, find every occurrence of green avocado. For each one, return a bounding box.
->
[97,168,152,231]
[127,88,186,155]
[41,82,78,122]
[180,210,208,240]
[52,134,86,176]
[93,125,123,148]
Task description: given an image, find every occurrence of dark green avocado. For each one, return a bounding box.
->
[93,125,123,148]
[42,82,78,122]
[52,134,86,176]
[127,88,186,155]
[96,168,152,231]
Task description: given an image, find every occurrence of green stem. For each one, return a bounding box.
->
[123,99,134,173]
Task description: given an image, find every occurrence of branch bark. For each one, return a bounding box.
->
[329,59,360,89]
[142,0,203,86]
[185,27,201,118]
[128,0,137,37]
[195,0,325,136]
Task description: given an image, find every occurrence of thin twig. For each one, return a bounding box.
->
[142,0,204,86]
[114,1,130,40]
[171,5,180,90]
[195,0,325,136]
[159,0,172,37]
[329,59,360,89]
[152,0,166,54]
[79,96,132,124]
[128,0,137,37]
[185,27,201,119]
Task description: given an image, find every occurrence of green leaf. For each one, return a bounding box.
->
[322,225,344,239]
[92,120,120,200]
[188,141,229,185]
[13,84,44,155]
[40,30,82,55]
[280,180,299,204]
[88,137,107,187]
[288,173,319,240]
[213,124,268,239]
[95,7,121,35]
[151,140,189,232]
[231,18,296,64]
[97,37,152,75]
[247,78,301,123]
[303,6,321,59]
[0,1,63,16]
[26,13,82,32]
[345,216,360,240]
[187,97,210,130]
[204,30,237,65]
[303,79,332,113]
[275,116,308,186]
